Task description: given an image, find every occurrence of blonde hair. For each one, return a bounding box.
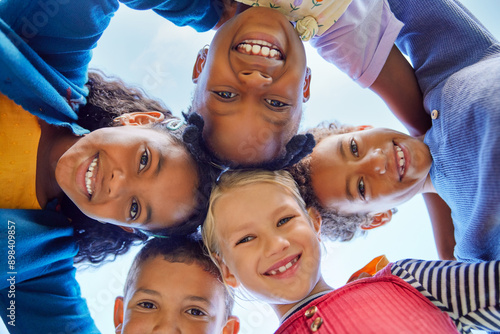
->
[202,170,309,278]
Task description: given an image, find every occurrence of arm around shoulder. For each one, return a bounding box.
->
[370,46,431,137]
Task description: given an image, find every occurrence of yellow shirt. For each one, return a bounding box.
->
[0,93,42,209]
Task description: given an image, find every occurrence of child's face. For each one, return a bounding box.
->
[311,128,432,215]
[114,256,236,334]
[192,7,309,165]
[56,125,198,230]
[213,182,321,304]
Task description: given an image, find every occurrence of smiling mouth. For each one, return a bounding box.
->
[394,142,406,180]
[85,155,98,198]
[236,40,283,60]
[264,255,300,276]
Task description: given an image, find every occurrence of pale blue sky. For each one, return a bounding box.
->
[73,2,500,333]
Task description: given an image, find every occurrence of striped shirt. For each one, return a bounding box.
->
[392,259,500,333]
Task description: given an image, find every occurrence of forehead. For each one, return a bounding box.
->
[130,256,225,306]
[214,182,301,229]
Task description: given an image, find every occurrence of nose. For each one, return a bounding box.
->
[153,324,181,334]
[108,168,128,198]
[238,70,272,88]
[152,312,180,334]
[264,234,290,258]
[368,148,387,175]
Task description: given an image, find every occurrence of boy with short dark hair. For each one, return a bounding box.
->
[114,235,239,334]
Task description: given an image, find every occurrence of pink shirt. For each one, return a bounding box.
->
[276,264,459,334]
[310,0,403,88]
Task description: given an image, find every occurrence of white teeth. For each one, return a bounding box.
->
[395,145,406,176]
[251,44,261,54]
[85,157,98,196]
[247,39,273,47]
[236,39,282,59]
[267,256,299,276]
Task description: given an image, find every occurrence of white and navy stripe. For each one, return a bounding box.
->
[392,259,500,333]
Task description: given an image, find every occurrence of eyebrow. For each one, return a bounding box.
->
[271,204,291,217]
[185,295,213,308]
[135,288,161,297]
[143,206,152,226]
[154,151,164,177]
[339,139,354,201]
[338,138,346,160]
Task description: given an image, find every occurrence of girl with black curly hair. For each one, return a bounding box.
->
[1,70,215,264]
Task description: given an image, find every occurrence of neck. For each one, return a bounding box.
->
[421,174,436,194]
[416,133,436,195]
[271,275,333,320]
[36,120,80,207]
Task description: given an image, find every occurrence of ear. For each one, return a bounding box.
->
[355,125,373,131]
[192,47,209,83]
[113,296,124,333]
[222,316,241,334]
[114,112,165,126]
[307,207,322,236]
[118,226,135,234]
[303,67,312,103]
[361,210,393,230]
[215,254,240,288]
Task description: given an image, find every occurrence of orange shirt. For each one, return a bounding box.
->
[0,93,42,209]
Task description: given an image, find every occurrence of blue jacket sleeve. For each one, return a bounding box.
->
[0,0,221,135]
[0,209,100,334]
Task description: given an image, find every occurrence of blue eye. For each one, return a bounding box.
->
[186,308,207,316]
[139,150,149,171]
[138,302,156,309]
[236,235,255,245]
[277,216,293,227]
[130,198,140,220]
[350,138,359,157]
[265,99,288,108]
[216,91,236,99]
[358,178,366,199]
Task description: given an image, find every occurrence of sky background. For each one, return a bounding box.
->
[60,1,500,333]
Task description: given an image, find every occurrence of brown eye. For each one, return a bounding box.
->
[138,302,156,309]
[350,139,359,157]
[277,216,293,227]
[216,91,236,99]
[186,308,207,316]
[130,198,140,220]
[265,98,288,108]
[358,178,366,199]
[139,150,149,171]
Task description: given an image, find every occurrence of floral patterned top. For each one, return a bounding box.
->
[235,0,352,40]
